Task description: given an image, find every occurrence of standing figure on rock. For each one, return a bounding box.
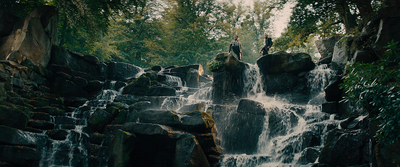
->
[229,35,243,60]
[260,33,273,56]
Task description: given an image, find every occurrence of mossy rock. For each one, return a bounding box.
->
[108,129,136,167]
[15,105,33,118]
[128,75,150,86]
[90,132,106,145]
[144,71,158,81]
[29,97,50,108]
[129,101,152,112]
[88,108,115,132]
[112,109,128,124]
[0,125,37,146]
[0,105,29,129]
[106,106,120,117]
[35,106,66,116]
[180,110,215,133]
[123,75,151,95]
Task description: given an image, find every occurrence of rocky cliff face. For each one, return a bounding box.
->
[0,7,220,167]
[0,49,219,166]
[313,3,400,166]
[0,6,57,67]
[1,3,400,167]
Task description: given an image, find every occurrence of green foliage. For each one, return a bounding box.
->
[341,40,400,146]
[274,0,383,51]
[206,60,224,72]
[0,0,46,18]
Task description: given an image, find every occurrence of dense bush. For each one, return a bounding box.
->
[206,60,224,72]
[341,40,400,145]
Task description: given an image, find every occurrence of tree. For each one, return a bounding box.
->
[162,0,222,66]
[46,0,125,48]
[0,0,46,18]
[274,0,381,51]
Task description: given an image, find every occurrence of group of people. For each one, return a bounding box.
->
[228,33,273,60]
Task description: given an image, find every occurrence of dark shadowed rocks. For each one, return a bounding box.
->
[50,46,102,78]
[211,53,247,104]
[0,125,37,146]
[315,36,341,62]
[104,61,142,81]
[296,147,320,165]
[318,129,369,166]
[257,51,315,75]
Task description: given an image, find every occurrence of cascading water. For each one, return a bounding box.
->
[307,64,337,105]
[37,62,338,167]
[219,63,340,167]
[39,82,122,167]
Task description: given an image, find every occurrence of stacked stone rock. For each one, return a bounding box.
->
[0,56,220,166]
[0,6,219,166]
[314,1,400,165]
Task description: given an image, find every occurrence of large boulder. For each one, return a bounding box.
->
[296,147,320,165]
[214,52,243,70]
[261,73,298,94]
[163,64,204,88]
[352,50,378,63]
[0,103,29,129]
[178,103,206,112]
[211,53,248,104]
[146,86,177,96]
[51,76,86,97]
[331,37,351,70]
[257,51,315,75]
[220,99,266,154]
[221,99,299,154]
[175,136,210,167]
[209,104,237,129]
[116,122,211,167]
[318,129,370,166]
[122,75,150,96]
[0,6,57,66]
[108,129,136,167]
[88,108,119,132]
[137,109,215,133]
[315,36,341,61]
[49,46,102,78]
[324,78,343,102]
[185,68,200,88]
[0,145,40,166]
[105,61,143,81]
[0,125,37,146]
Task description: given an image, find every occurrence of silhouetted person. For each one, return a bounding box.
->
[260,33,273,55]
[229,35,243,60]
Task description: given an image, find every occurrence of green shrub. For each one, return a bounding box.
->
[206,60,224,72]
[340,40,400,146]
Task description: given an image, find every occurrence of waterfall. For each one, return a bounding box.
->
[307,64,337,105]
[219,64,340,167]
[164,75,184,87]
[37,63,338,167]
[243,64,265,100]
[39,82,122,167]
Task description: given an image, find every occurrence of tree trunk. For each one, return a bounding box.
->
[353,0,373,26]
[337,0,357,33]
